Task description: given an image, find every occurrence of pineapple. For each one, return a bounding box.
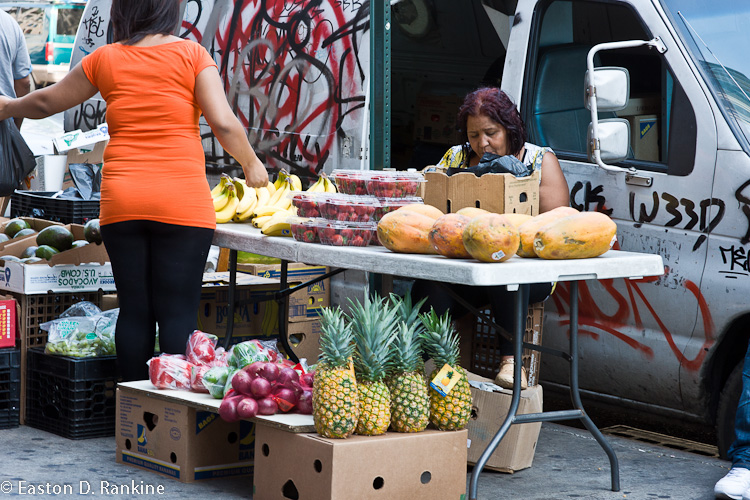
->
[348,295,398,436]
[420,308,473,431]
[387,321,430,433]
[312,307,359,439]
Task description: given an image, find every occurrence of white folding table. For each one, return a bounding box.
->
[212,224,665,499]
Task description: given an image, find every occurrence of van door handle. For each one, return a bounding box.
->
[625,172,653,187]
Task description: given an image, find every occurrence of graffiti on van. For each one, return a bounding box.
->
[69,0,370,178]
[550,271,714,372]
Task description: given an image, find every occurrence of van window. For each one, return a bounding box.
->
[56,6,82,37]
[524,0,698,176]
[6,7,44,36]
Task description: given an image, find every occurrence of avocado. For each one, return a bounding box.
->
[0,234,9,244]
[3,219,29,238]
[71,239,89,249]
[13,228,36,239]
[20,246,38,259]
[35,245,60,260]
[20,257,42,264]
[36,226,74,251]
[0,255,21,262]
[83,219,102,244]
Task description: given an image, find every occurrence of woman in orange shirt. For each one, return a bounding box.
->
[0,0,268,381]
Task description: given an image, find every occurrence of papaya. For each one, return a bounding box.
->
[393,204,444,220]
[533,211,617,259]
[84,219,102,244]
[4,219,29,238]
[428,213,472,259]
[462,213,520,263]
[517,206,579,258]
[455,207,490,218]
[502,213,533,228]
[377,210,437,254]
[37,226,74,251]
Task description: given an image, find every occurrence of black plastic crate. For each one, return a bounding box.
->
[11,190,99,224]
[25,347,118,439]
[0,348,20,429]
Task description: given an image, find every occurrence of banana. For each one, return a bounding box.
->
[253,205,290,218]
[274,170,289,190]
[288,174,302,191]
[210,176,229,197]
[212,184,231,211]
[231,177,246,201]
[266,181,276,196]
[306,177,325,193]
[267,178,290,208]
[252,215,273,228]
[261,212,292,236]
[233,184,258,222]
[255,185,271,208]
[323,176,337,193]
[215,185,239,224]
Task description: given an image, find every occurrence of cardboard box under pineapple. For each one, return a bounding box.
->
[253,423,468,500]
[466,372,543,473]
[422,169,540,215]
[237,262,330,322]
[115,385,255,483]
[0,224,113,294]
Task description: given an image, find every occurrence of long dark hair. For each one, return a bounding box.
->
[458,87,526,157]
[110,0,180,45]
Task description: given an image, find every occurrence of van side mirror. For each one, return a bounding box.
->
[588,119,630,163]
[585,67,630,112]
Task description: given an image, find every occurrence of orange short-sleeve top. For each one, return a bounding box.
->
[81,40,217,229]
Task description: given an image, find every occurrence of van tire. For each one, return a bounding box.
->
[717,361,743,460]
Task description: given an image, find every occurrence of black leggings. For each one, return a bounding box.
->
[410,280,553,357]
[101,221,214,381]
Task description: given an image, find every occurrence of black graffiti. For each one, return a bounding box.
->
[570,181,612,215]
[80,6,106,50]
[719,245,750,276]
[735,178,750,244]
[72,100,107,132]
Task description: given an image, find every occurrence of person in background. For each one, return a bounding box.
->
[716,366,750,498]
[0,0,268,382]
[412,87,569,389]
[0,9,31,130]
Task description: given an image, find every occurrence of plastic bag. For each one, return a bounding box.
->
[228,339,280,369]
[61,162,101,200]
[42,308,119,357]
[185,330,218,365]
[59,301,102,318]
[0,118,36,196]
[203,366,231,398]
[446,152,533,178]
[148,354,193,390]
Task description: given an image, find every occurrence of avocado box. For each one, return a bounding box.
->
[0,223,113,294]
[115,384,255,483]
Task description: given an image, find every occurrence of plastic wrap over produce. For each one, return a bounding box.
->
[41,302,119,357]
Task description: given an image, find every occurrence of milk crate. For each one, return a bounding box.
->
[8,290,104,424]
[470,302,544,387]
[0,348,20,429]
[11,190,100,225]
[25,347,118,439]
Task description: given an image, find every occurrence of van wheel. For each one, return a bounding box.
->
[717,361,743,460]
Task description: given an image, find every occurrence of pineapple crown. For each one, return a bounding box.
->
[317,306,355,368]
[419,307,460,367]
[389,292,428,334]
[347,294,398,383]
[387,320,425,377]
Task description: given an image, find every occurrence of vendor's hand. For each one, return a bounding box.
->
[243,156,269,188]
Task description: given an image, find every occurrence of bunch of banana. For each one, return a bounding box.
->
[276,169,302,191]
[306,173,337,193]
[214,183,239,224]
[259,210,292,236]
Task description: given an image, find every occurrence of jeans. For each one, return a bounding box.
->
[729,342,750,468]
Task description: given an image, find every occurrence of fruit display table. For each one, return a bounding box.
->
[212,224,665,499]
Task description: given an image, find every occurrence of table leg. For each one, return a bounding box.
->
[468,284,528,500]
[567,281,620,492]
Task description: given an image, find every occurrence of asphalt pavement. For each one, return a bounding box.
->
[0,420,729,499]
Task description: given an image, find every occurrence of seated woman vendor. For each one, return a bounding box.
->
[412,86,570,389]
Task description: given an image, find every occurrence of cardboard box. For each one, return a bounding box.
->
[0,224,113,294]
[101,293,118,311]
[0,297,17,348]
[53,123,109,154]
[422,169,539,215]
[618,96,659,117]
[287,318,322,363]
[466,372,543,473]
[115,386,255,483]
[253,424,468,500]
[413,94,462,145]
[237,263,330,322]
[628,114,659,162]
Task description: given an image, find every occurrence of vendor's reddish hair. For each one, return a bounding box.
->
[458,88,526,157]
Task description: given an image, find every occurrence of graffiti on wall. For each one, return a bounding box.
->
[68,0,370,179]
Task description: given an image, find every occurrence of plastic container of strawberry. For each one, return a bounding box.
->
[365,172,425,198]
[290,192,327,218]
[373,196,424,221]
[290,217,322,243]
[319,194,378,222]
[316,220,377,247]
[331,169,372,195]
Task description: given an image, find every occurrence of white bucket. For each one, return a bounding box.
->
[41,155,67,192]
